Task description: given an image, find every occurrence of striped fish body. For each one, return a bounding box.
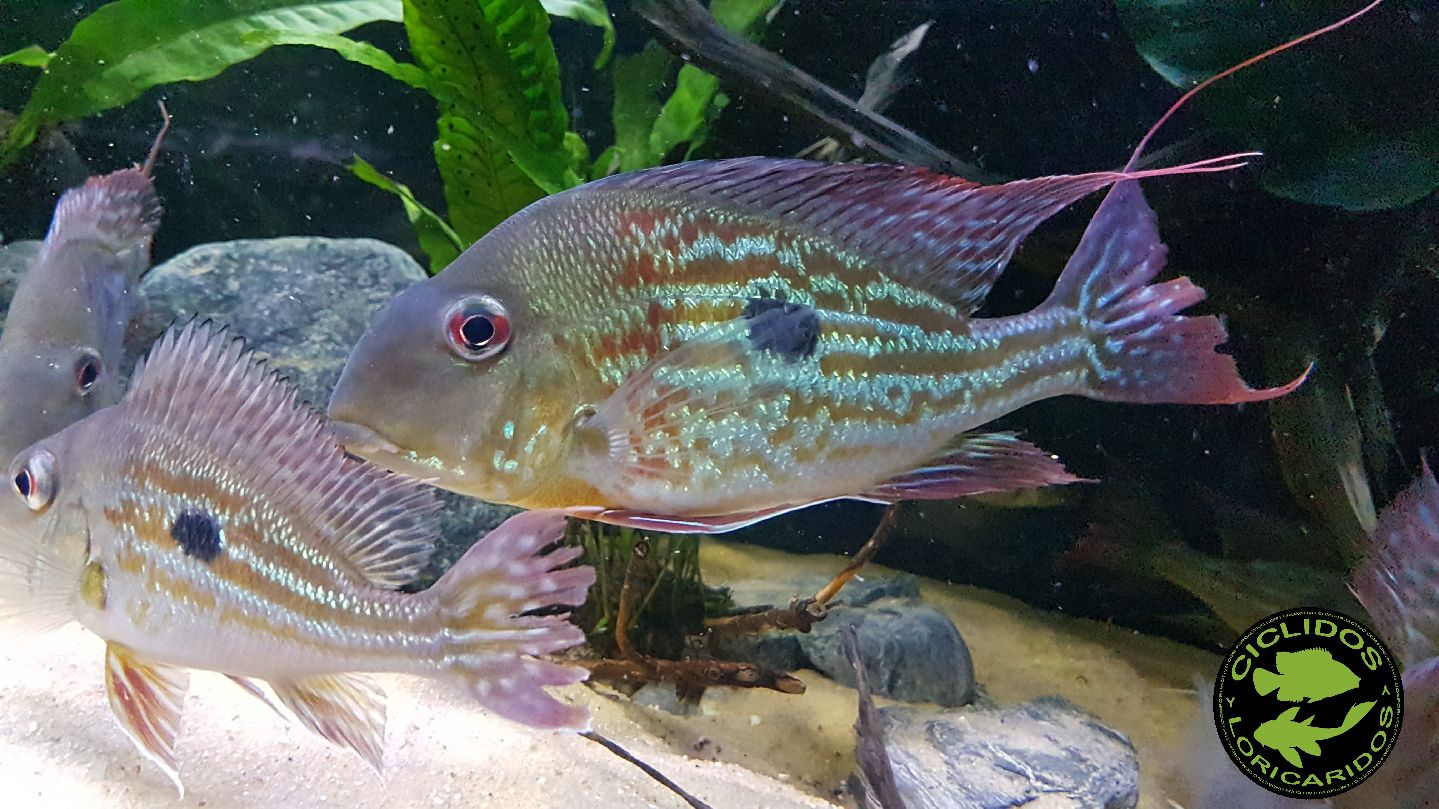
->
[1,323,593,792]
[330,158,1302,533]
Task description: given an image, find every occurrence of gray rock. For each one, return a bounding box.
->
[710,630,808,673]
[800,597,976,707]
[131,237,425,409]
[0,240,41,333]
[877,696,1139,809]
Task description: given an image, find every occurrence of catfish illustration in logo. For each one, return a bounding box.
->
[1254,702,1376,768]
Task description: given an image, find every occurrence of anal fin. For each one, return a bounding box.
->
[226,674,286,719]
[270,673,387,771]
[865,432,1085,502]
[104,642,189,796]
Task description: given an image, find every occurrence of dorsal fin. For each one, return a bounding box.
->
[588,157,1241,315]
[126,321,438,587]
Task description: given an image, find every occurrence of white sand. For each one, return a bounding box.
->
[0,625,832,809]
[0,538,1224,809]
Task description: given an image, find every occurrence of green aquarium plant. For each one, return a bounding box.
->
[563,518,732,660]
[1,0,777,272]
[1116,0,1439,211]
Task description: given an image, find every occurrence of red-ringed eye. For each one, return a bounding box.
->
[10,450,55,512]
[444,296,511,361]
[75,352,102,394]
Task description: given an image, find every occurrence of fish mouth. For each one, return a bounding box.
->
[328,420,401,458]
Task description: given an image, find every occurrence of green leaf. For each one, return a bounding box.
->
[405,0,579,194]
[709,0,780,36]
[349,155,464,273]
[239,30,451,103]
[607,40,670,173]
[649,63,720,162]
[434,110,546,245]
[1117,0,1439,210]
[540,0,615,68]
[1,0,402,166]
[0,45,53,69]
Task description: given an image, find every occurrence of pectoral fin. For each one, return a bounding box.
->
[1298,738,1323,756]
[104,643,189,796]
[574,311,790,494]
[270,674,387,770]
[1280,746,1305,768]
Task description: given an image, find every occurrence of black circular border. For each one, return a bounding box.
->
[1212,607,1404,799]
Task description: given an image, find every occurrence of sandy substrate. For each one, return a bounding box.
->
[0,538,1221,809]
[0,626,831,809]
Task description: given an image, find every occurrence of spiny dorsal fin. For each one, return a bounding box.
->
[587,157,1199,315]
[126,321,438,587]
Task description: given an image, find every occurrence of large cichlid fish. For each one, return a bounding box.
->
[0,321,594,793]
[330,154,1299,534]
[329,8,1380,534]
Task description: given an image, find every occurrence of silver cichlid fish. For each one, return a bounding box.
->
[0,112,168,470]
[0,321,594,793]
[328,159,1303,533]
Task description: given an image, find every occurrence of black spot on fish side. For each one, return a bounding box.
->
[743,290,820,363]
[171,511,223,564]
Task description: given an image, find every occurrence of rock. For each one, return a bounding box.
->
[130,236,507,571]
[131,237,424,409]
[712,573,923,675]
[0,240,41,333]
[800,597,976,707]
[710,630,809,673]
[877,696,1140,809]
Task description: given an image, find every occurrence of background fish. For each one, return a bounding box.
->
[0,111,167,472]
[1335,461,1439,809]
[1351,460,1439,668]
[0,322,594,793]
[329,154,1299,533]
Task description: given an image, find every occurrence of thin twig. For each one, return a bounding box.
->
[706,504,903,636]
[582,731,714,809]
[615,539,649,663]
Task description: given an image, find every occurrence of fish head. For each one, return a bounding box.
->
[0,414,119,627]
[0,340,112,465]
[329,264,579,504]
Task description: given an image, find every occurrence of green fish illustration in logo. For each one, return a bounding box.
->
[1253,648,1360,702]
[1254,702,1376,768]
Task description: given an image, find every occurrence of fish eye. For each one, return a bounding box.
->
[444,296,511,361]
[74,353,102,394]
[10,450,55,512]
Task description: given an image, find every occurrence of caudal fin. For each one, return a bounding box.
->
[1044,179,1306,405]
[433,509,596,730]
[1337,700,1377,734]
[1253,666,1281,697]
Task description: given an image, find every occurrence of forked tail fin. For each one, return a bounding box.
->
[433,509,596,730]
[1253,667,1281,697]
[1044,178,1307,405]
